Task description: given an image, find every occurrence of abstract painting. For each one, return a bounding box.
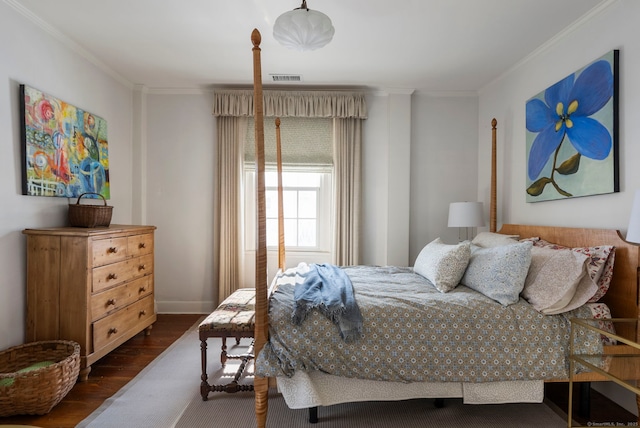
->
[525,50,618,202]
[20,84,110,198]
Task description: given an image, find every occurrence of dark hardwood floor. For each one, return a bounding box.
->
[0,314,202,428]
[0,313,636,427]
[545,381,638,426]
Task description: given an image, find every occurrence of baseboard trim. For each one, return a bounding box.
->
[156,300,215,314]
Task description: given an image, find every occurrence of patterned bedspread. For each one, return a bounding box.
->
[255,265,601,383]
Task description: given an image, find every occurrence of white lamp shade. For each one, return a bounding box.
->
[626,190,640,244]
[448,202,485,228]
[273,8,335,51]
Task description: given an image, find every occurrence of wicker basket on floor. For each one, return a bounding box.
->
[0,340,80,416]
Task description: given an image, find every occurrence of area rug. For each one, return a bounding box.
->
[77,318,209,428]
[79,319,570,428]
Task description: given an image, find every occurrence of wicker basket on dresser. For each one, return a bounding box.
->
[22,225,157,381]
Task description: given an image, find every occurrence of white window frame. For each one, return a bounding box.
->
[244,164,333,255]
[266,184,318,249]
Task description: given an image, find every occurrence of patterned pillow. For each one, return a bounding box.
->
[461,241,533,306]
[472,231,519,248]
[584,302,617,346]
[533,239,614,302]
[522,246,593,314]
[413,238,471,293]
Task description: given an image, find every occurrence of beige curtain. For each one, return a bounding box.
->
[215,116,247,303]
[333,118,362,266]
[213,90,365,297]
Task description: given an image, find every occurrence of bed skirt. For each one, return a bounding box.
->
[275,371,544,409]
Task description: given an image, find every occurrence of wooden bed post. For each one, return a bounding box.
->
[275,118,286,271]
[490,118,497,233]
[252,29,269,428]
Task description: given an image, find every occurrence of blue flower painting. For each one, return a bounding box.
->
[525,50,618,202]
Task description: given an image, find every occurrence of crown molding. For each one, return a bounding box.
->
[4,0,133,89]
[414,90,478,97]
[146,87,212,95]
[479,0,619,95]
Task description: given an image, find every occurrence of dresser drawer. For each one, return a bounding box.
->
[93,295,155,352]
[91,276,153,322]
[92,258,133,292]
[128,233,153,258]
[92,237,128,267]
[92,254,154,293]
[131,253,154,280]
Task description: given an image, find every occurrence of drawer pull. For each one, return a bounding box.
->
[138,243,146,249]
[139,286,147,293]
[139,310,147,316]
[106,298,116,306]
[107,273,118,280]
[138,264,146,271]
[108,247,119,254]
[108,327,118,335]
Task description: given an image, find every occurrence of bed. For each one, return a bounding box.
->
[247,30,640,427]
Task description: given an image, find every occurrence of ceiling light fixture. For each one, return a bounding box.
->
[273,0,335,52]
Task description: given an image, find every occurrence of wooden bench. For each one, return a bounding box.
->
[199,288,255,400]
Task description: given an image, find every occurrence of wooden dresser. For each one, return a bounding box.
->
[23,225,157,380]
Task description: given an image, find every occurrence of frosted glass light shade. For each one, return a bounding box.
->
[626,190,640,244]
[448,202,485,227]
[273,7,334,52]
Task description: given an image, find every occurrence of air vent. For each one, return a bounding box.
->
[269,74,303,82]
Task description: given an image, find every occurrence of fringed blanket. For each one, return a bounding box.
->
[292,263,363,343]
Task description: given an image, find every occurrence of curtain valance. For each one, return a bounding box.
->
[213,90,367,119]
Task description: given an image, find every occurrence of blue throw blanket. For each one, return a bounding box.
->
[291,263,363,343]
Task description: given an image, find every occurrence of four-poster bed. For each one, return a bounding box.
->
[249,29,640,427]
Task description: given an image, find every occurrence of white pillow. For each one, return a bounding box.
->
[522,246,589,314]
[414,238,471,293]
[461,241,533,306]
[472,231,519,248]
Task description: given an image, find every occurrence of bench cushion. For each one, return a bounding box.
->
[199,288,255,333]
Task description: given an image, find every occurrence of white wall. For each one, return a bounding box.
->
[361,92,391,265]
[409,94,479,261]
[478,0,639,230]
[477,0,639,415]
[362,90,417,267]
[144,92,216,313]
[0,2,134,350]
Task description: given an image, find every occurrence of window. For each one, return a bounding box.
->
[245,167,332,253]
[266,172,317,248]
[243,116,334,280]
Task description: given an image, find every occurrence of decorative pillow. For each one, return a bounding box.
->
[590,250,615,302]
[461,241,533,306]
[584,302,617,346]
[522,246,592,314]
[472,231,520,248]
[533,239,614,302]
[414,238,471,293]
